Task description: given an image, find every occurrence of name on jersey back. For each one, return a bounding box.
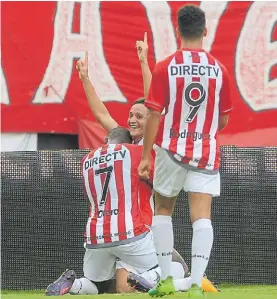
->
[85,149,126,170]
[170,63,219,79]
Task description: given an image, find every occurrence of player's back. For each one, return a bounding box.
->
[151,49,230,172]
[82,143,152,247]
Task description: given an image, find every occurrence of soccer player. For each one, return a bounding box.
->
[138,4,232,298]
[76,46,217,294]
[46,127,161,296]
[76,51,146,145]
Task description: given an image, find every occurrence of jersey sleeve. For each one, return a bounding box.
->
[219,64,233,115]
[145,61,169,113]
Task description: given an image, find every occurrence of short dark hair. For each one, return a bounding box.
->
[177,5,206,39]
[132,97,145,106]
[106,127,132,144]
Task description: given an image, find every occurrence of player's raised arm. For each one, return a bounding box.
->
[136,32,152,97]
[76,52,118,133]
[138,62,167,180]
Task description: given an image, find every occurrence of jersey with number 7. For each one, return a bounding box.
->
[82,144,154,247]
[145,49,232,172]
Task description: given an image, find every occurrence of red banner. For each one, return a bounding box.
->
[1,1,277,146]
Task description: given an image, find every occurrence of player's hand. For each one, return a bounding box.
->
[138,158,151,180]
[76,51,89,82]
[136,32,148,63]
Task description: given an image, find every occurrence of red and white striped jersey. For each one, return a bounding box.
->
[82,143,154,247]
[145,49,232,171]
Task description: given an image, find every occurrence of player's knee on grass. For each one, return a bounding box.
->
[115,268,136,293]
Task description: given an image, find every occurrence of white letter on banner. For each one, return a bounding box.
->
[236,2,277,111]
[1,66,10,104]
[200,1,228,52]
[142,1,177,61]
[33,1,127,104]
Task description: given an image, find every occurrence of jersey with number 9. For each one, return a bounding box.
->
[145,49,232,172]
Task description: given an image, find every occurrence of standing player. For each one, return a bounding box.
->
[138,4,232,298]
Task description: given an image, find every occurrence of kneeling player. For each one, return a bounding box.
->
[46,128,162,296]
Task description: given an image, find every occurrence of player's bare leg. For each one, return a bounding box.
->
[148,191,176,297]
[116,268,137,293]
[188,192,213,298]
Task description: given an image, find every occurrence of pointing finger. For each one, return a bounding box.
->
[144,32,147,43]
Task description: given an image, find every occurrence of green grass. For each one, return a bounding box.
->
[1,285,277,299]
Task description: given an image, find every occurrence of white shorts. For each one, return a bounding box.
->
[153,146,220,198]
[83,232,158,282]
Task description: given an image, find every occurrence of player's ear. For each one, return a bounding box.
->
[203,27,207,37]
[176,27,181,39]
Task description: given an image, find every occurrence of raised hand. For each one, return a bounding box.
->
[76,51,89,82]
[136,32,148,63]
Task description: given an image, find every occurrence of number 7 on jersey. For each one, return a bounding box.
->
[95,166,114,206]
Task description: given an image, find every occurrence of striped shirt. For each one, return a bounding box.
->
[82,143,153,247]
[145,49,232,172]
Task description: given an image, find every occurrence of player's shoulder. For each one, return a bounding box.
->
[82,149,94,164]
[83,147,100,160]
[206,52,228,73]
[156,51,179,69]
[153,51,181,79]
